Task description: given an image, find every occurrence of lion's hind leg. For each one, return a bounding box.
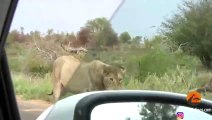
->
[53,82,65,102]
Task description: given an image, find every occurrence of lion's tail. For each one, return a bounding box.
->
[48,90,53,95]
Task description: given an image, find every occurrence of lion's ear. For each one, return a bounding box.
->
[111,63,126,73]
[119,66,126,73]
[103,65,110,76]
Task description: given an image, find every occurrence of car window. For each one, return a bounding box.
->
[5,0,212,119]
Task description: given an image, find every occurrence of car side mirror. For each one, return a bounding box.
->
[91,102,212,120]
[72,91,212,120]
[38,90,212,120]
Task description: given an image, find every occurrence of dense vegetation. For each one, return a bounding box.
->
[161,0,212,70]
[6,0,212,101]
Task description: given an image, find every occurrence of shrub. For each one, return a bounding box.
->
[136,48,199,82]
[22,50,52,76]
[136,49,174,82]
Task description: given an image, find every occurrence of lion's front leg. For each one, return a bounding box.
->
[82,83,95,93]
[83,88,90,92]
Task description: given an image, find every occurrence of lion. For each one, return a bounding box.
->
[48,55,81,102]
[65,60,126,93]
[49,56,126,102]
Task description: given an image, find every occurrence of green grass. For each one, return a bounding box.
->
[12,72,53,101]
[126,66,196,92]
[125,66,212,100]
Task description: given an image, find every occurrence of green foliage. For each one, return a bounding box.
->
[125,66,198,92]
[126,66,212,99]
[119,32,131,43]
[6,43,29,71]
[7,45,52,76]
[98,26,118,46]
[85,17,118,47]
[131,36,142,44]
[23,52,51,76]
[86,17,110,32]
[137,50,172,82]
[161,0,212,69]
[123,36,199,84]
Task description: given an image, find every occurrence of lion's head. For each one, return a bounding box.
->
[102,64,126,90]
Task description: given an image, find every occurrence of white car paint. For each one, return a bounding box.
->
[36,90,212,120]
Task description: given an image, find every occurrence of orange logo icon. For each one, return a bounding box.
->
[186,91,201,106]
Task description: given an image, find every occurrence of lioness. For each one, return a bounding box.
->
[50,56,125,102]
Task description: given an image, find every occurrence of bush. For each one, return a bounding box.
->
[25,58,51,75]
[6,43,27,72]
[136,49,174,82]
[21,50,52,76]
[132,48,199,82]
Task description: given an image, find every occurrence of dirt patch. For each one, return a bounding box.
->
[16,95,53,120]
[16,95,52,108]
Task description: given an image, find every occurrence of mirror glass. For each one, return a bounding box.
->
[91,102,212,120]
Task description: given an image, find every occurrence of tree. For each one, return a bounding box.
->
[161,0,212,69]
[77,28,91,47]
[139,103,177,120]
[119,32,131,43]
[85,17,111,33]
[47,29,54,36]
[131,36,142,44]
[97,26,118,46]
[85,17,118,47]
[20,27,24,35]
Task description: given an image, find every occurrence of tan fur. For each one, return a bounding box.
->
[51,55,81,102]
[50,56,125,102]
[65,60,125,93]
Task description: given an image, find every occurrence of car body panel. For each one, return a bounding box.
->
[37,90,212,120]
[39,91,113,120]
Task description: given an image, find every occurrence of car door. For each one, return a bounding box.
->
[0,0,20,120]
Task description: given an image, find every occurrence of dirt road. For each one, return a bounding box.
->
[16,96,52,120]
